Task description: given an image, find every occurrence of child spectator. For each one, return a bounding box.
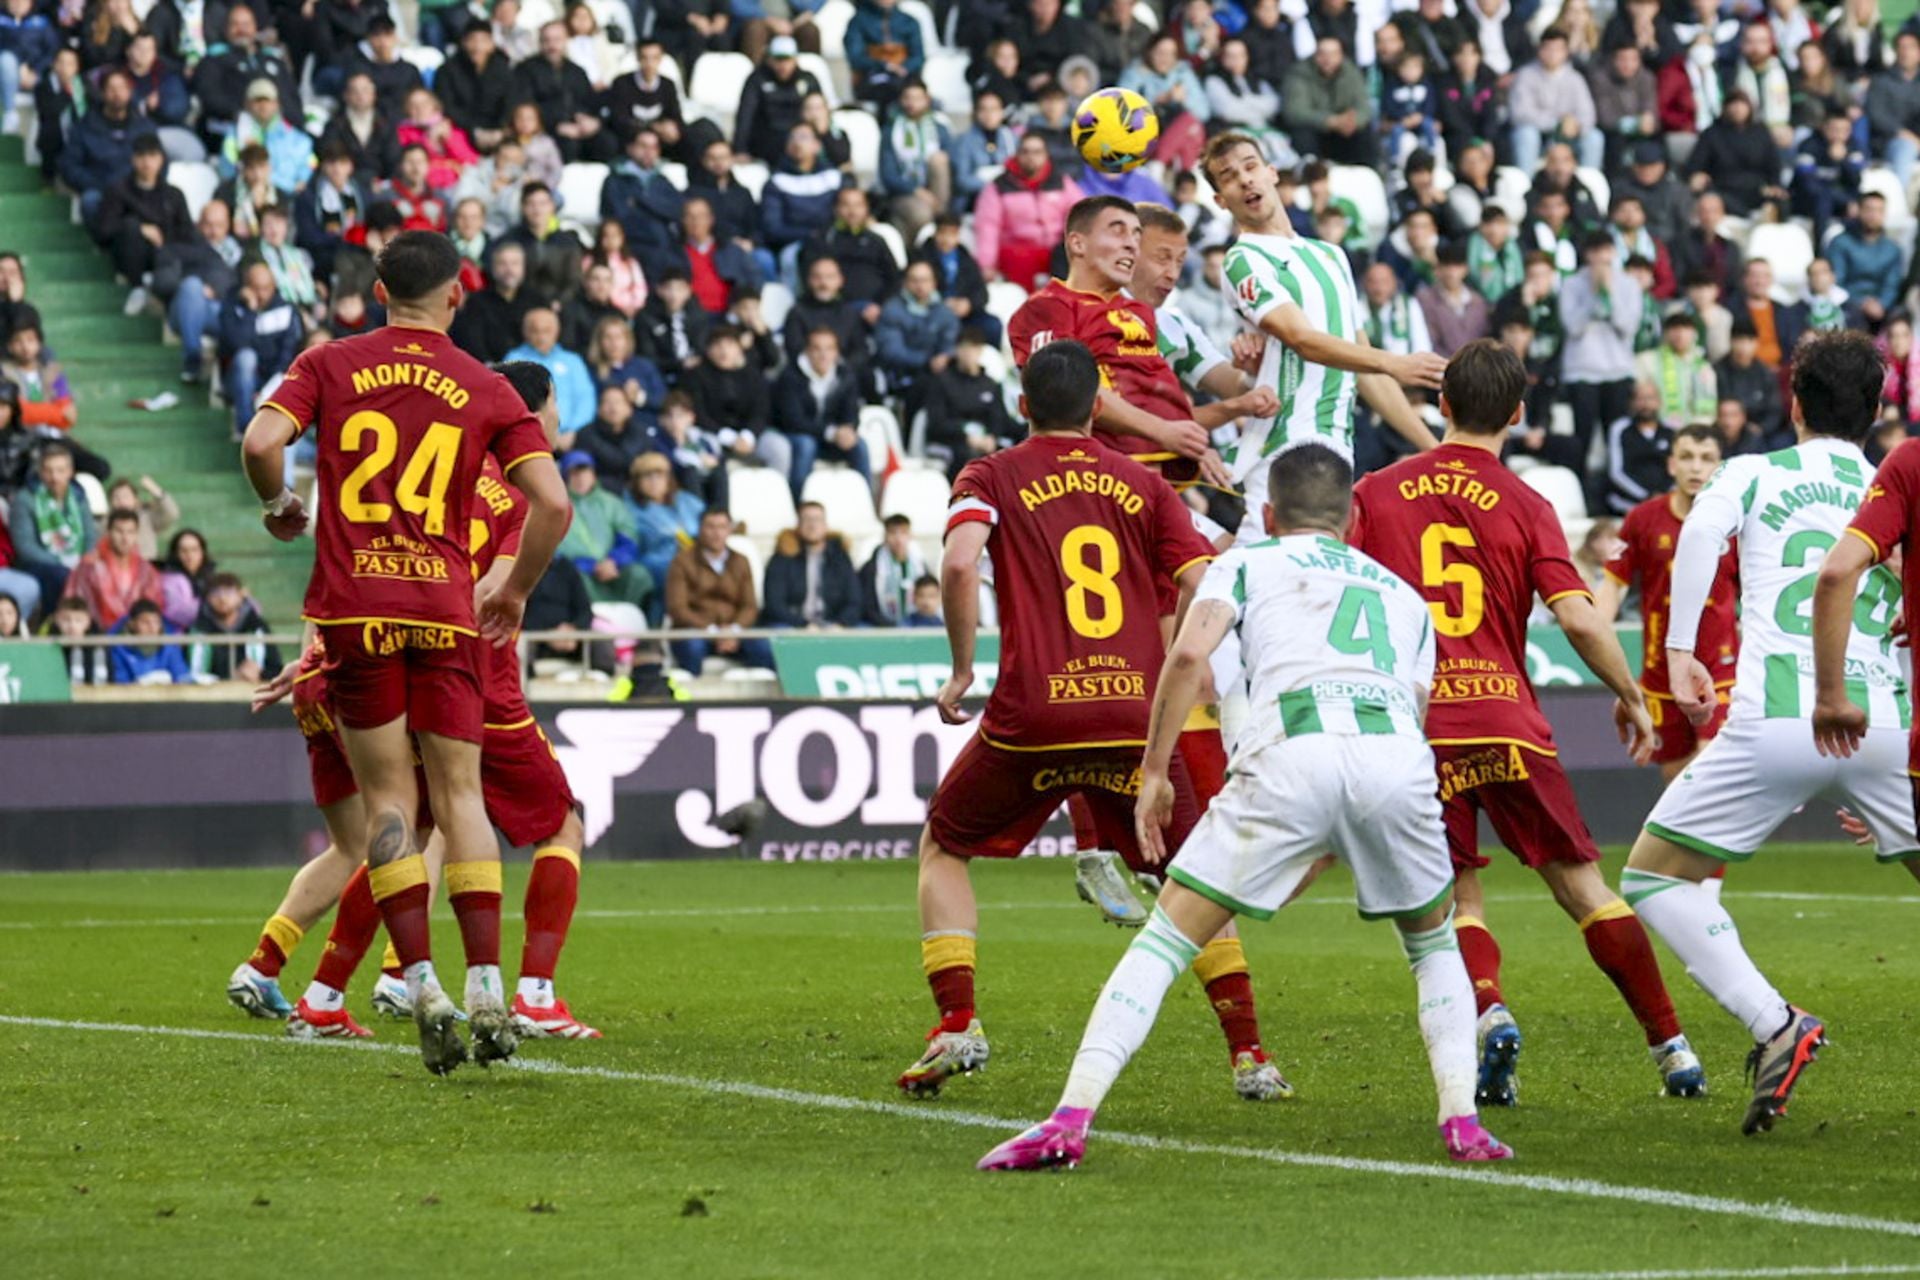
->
[636,269,713,379]
[216,144,287,242]
[8,442,92,607]
[44,595,109,685]
[626,451,705,589]
[1381,48,1440,165]
[453,137,537,236]
[649,389,734,509]
[159,528,213,629]
[1804,257,1855,333]
[588,218,649,316]
[0,589,23,637]
[395,88,480,192]
[257,206,321,315]
[63,508,163,630]
[3,324,72,428]
[105,476,178,561]
[109,598,190,685]
[858,513,929,626]
[906,574,942,627]
[189,570,281,681]
[0,0,59,135]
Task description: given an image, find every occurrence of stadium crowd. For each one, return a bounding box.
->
[3,0,1920,677]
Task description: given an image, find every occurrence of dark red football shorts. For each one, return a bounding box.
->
[481,716,578,848]
[1433,741,1602,873]
[1646,691,1729,766]
[927,734,1198,874]
[317,620,484,745]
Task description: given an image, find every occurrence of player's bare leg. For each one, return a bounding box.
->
[1623,834,1820,1131]
[419,730,518,1066]
[1539,859,1705,1097]
[229,798,364,1020]
[901,828,989,1096]
[513,809,600,1039]
[342,718,466,1075]
[1447,869,1522,1107]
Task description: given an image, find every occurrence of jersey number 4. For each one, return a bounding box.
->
[1420,523,1485,637]
[1330,585,1396,673]
[337,412,462,537]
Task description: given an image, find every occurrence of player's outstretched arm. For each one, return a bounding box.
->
[240,407,308,541]
[1356,370,1440,451]
[1260,303,1447,390]
[1663,488,1740,727]
[1137,598,1233,865]
[1810,532,1876,758]
[480,455,567,646]
[935,521,989,725]
[1550,591,1655,765]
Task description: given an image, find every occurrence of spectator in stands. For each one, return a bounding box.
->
[1283,36,1375,167]
[588,314,667,414]
[505,307,596,440]
[503,182,587,299]
[396,88,479,194]
[584,218,649,317]
[1123,33,1211,172]
[773,326,870,500]
[1805,258,1857,334]
[187,570,279,682]
[1088,0,1150,82]
[0,379,32,495]
[922,329,1015,478]
[667,508,771,674]
[1660,32,1723,158]
[1825,0,1887,82]
[490,0,538,64]
[951,91,1017,215]
[1378,47,1439,171]
[452,138,532,236]
[857,513,928,626]
[687,324,776,458]
[3,324,72,429]
[764,501,862,628]
[105,476,177,562]
[1205,38,1285,152]
[877,79,952,244]
[381,144,450,232]
[1615,141,1694,253]
[1609,195,1674,300]
[63,507,162,631]
[848,0,924,106]
[60,68,155,223]
[875,261,958,413]
[1636,310,1718,428]
[1022,82,1082,176]
[218,78,314,193]
[108,598,189,685]
[626,450,705,589]
[1882,311,1920,426]
[762,124,845,281]
[0,254,39,353]
[1018,0,1091,91]
[218,260,302,440]
[911,213,995,347]
[158,527,212,628]
[1792,112,1867,245]
[1679,268,1734,361]
[605,37,688,155]
[602,127,685,265]
[318,73,402,187]
[974,132,1081,289]
[1868,31,1920,194]
[563,1,621,90]
[1590,41,1657,172]
[1792,38,1853,134]
[734,36,824,167]
[192,6,300,152]
[1465,205,1523,302]
[33,47,83,182]
[1707,395,1763,456]
[0,0,57,136]
[1437,37,1505,153]
[817,99,860,175]
[526,553,615,676]
[343,16,424,120]
[1734,21,1795,149]
[636,268,712,377]
[1416,244,1490,359]
[802,188,899,317]
[1379,207,1442,294]
[557,450,658,616]
[450,241,547,362]
[1829,192,1903,328]
[441,19,514,152]
[783,255,872,371]
[1391,150,1467,242]
[559,262,625,353]
[660,196,757,318]
[93,135,193,314]
[43,594,108,684]
[293,144,372,280]
[1715,317,1787,442]
[513,20,613,163]
[1561,231,1641,500]
[1179,244,1239,355]
[215,143,288,243]
[0,588,24,637]
[643,390,728,508]
[498,100,565,197]
[1508,29,1600,173]
[1687,91,1786,219]
[156,198,243,383]
[691,141,765,260]
[732,289,784,380]
[1732,258,1807,372]
[449,198,491,289]
[578,383,653,487]
[8,443,91,609]
[1362,260,1435,357]
[116,28,192,152]
[257,207,321,317]
[1675,190,1743,298]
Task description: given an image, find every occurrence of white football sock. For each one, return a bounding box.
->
[465,963,505,1009]
[517,976,554,1006]
[403,959,441,1007]
[1623,869,1789,1041]
[1399,912,1478,1124]
[301,981,345,1012]
[1059,906,1202,1112]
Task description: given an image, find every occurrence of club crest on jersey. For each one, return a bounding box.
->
[1236,275,1262,304]
[393,341,437,357]
[1107,309,1152,346]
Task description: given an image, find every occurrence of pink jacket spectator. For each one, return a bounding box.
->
[395,116,481,192]
[973,160,1083,290]
[1884,332,1920,426]
[64,545,164,631]
[593,250,650,316]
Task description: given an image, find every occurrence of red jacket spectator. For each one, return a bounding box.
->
[63,511,163,630]
[973,142,1083,289]
[395,110,480,192]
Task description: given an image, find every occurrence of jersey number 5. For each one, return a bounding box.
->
[1420,523,1485,637]
[1062,524,1124,639]
[337,412,462,537]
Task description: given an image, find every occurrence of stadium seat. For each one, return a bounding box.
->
[870,220,907,270]
[1861,165,1916,223]
[984,281,1029,328]
[1328,164,1389,247]
[726,465,797,537]
[799,53,840,107]
[518,0,560,30]
[73,471,107,520]
[167,160,220,221]
[836,107,882,184]
[1133,0,1160,29]
[1576,166,1610,214]
[660,161,689,190]
[725,533,766,589]
[582,0,632,41]
[880,468,951,532]
[803,467,882,539]
[399,46,444,82]
[858,402,904,472]
[1519,464,1587,521]
[589,601,648,641]
[731,159,769,200]
[689,52,756,120]
[658,53,684,90]
[921,51,972,113]
[1746,221,1814,300]
[898,0,942,57]
[759,280,795,331]
[557,162,609,228]
[814,0,856,54]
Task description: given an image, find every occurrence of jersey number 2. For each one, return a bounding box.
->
[1420,523,1485,637]
[338,412,462,536]
[1062,524,1124,639]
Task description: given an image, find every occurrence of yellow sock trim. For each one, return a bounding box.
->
[1577,900,1636,932]
[367,855,429,902]
[262,913,304,957]
[1454,915,1487,933]
[445,859,504,896]
[1191,936,1249,985]
[921,932,976,979]
[533,845,582,871]
[381,941,400,971]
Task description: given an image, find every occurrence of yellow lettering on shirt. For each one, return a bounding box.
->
[349,362,473,410]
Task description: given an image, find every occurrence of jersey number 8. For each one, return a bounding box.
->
[1062,524,1125,639]
[338,411,462,537]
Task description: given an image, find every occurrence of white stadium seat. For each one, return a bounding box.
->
[689,52,756,119]
[859,403,905,471]
[870,220,907,270]
[1328,164,1389,247]
[1746,221,1815,301]
[1519,464,1587,521]
[725,534,766,590]
[879,468,951,533]
[758,280,795,331]
[799,53,840,107]
[1133,0,1160,30]
[73,471,108,520]
[802,468,881,539]
[399,46,444,79]
[1861,165,1915,222]
[726,465,797,537]
[1576,166,1610,215]
[658,54,684,90]
[814,0,856,55]
[731,159,770,201]
[836,107,881,184]
[167,160,220,221]
[659,160,688,190]
[985,281,1030,327]
[921,51,971,112]
[557,162,609,227]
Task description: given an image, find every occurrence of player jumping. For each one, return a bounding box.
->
[978,443,1512,1170]
[241,231,568,1075]
[1350,340,1706,1106]
[1623,330,1918,1134]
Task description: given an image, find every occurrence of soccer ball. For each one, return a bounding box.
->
[1072,87,1160,176]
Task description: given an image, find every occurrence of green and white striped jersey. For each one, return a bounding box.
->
[1671,438,1909,728]
[1197,534,1435,754]
[1220,233,1365,514]
[1154,299,1227,391]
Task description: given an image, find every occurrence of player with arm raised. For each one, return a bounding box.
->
[1623,330,1917,1136]
[1594,424,1742,784]
[240,231,568,1076]
[978,443,1512,1171]
[900,341,1294,1103]
[1204,132,1444,542]
[1351,340,1704,1108]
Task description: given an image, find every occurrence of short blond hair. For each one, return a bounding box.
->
[1133,202,1187,236]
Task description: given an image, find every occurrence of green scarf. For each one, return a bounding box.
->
[30,484,84,561]
[1807,291,1847,332]
[1656,347,1712,423]
[1635,294,1660,353]
[1366,295,1414,349]
[1467,233,1522,301]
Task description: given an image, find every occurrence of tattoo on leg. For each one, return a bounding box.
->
[367,810,412,869]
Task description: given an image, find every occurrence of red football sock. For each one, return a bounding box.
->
[368,856,433,968]
[1454,917,1505,1015]
[520,847,581,982]
[1067,793,1100,852]
[929,966,975,1032]
[1708,864,1727,882]
[248,913,302,978]
[447,860,504,969]
[1204,973,1264,1058]
[313,866,382,992]
[1176,727,1228,813]
[1582,907,1682,1045]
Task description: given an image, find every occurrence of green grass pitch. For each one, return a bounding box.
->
[3,848,1919,1279]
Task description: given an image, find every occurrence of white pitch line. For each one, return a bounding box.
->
[2,1014,1919,1244]
[1339,1268,1920,1280]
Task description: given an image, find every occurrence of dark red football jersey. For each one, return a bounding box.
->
[290,641,335,743]
[1846,437,1920,770]
[264,325,551,633]
[1603,493,1740,697]
[1351,443,1589,753]
[470,453,532,725]
[948,434,1214,749]
[1007,280,1193,460]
